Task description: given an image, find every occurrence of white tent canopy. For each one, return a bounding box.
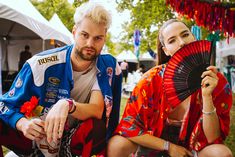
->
[216,38,235,70]
[49,13,74,44]
[139,52,155,61]
[116,50,138,63]
[0,0,72,44]
[217,38,235,58]
[0,0,73,71]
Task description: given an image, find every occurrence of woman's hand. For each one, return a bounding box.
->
[201,66,218,97]
[44,99,70,144]
[168,143,193,157]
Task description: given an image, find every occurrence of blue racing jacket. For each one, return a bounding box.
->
[0,45,122,140]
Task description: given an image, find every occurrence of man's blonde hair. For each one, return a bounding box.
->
[74,2,112,29]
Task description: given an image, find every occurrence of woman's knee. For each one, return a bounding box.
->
[199,144,233,157]
[107,135,137,157]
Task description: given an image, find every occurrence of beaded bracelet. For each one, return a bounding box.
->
[202,107,216,115]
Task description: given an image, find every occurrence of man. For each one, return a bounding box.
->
[18,45,32,71]
[120,60,128,83]
[0,2,122,157]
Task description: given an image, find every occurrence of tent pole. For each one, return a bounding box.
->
[42,40,45,51]
[5,40,9,71]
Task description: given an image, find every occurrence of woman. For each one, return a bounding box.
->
[107,19,233,157]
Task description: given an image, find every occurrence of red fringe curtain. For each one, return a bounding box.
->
[166,0,235,37]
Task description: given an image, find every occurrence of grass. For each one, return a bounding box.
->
[120,95,235,155]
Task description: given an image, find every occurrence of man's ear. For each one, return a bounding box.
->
[72,25,77,37]
[162,46,170,56]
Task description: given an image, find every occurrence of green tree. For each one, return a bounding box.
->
[31,0,79,32]
[116,0,174,54]
[106,33,116,55]
[116,0,235,54]
[73,0,88,8]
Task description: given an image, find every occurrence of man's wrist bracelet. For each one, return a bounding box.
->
[202,107,216,115]
[65,98,76,114]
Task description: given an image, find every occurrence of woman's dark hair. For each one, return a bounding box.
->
[157,37,171,65]
[157,19,188,65]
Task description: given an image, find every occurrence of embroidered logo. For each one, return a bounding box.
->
[107,67,113,86]
[104,95,113,106]
[106,67,113,77]
[48,77,60,85]
[46,91,57,99]
[15,78,23,88]
[0,102,9,114]
[8,88,15,97]
[58,89,68,95]
[38,55,59,65]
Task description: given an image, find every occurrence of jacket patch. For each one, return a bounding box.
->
[45,79,60,103]
[48,77,60,86]
[45,99,56,103]
[104,95,113,117]
[107,67,113,77]
[46,91,57,99]
[27,50,67,87]
[58,89,69,95]
[0,102,9,114]
[107,67,113,86]
[15,78,23,88]
[38,55,59,65]
[8,88,15,97]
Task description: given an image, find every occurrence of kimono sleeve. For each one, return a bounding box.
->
[0,63,34,128]
[115,72,162,138]
[190,73,233,151]
[213,73,233,140]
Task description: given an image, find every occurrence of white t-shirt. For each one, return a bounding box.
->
[70,62,100,103]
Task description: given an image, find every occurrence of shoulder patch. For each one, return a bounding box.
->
[27,50,67,87]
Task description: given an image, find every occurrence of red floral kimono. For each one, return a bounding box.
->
[115,65,232,152]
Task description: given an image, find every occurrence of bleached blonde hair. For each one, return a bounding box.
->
[74,2,112,30]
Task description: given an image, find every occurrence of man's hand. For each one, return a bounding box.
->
[44,99,70,144]
[16,117,45,141]
[168,143,193,157]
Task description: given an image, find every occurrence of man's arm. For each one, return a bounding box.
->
[71,90,104,120]
[0,63,33,128]
[44,90,104,143]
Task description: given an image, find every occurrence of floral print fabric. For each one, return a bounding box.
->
[115,65,232,151]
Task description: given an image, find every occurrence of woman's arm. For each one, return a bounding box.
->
[202,95,220,143]
[201,66,220,142]
[129,134,193,157]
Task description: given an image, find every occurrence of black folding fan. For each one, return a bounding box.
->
[163,40,213,108]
